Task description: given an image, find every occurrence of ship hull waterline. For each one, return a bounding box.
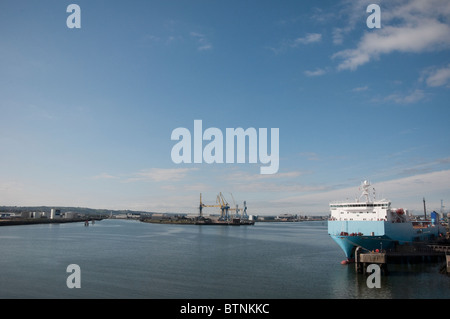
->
[328,220,445,263]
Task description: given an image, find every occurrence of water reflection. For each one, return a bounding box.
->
[0,219,449,298]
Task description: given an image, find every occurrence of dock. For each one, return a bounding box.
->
[194,218,255,226]
[140,216,255,226]
[355,243,450,275]
[0,216,103,227]
[140,192,255,226]
[447,255,450,274]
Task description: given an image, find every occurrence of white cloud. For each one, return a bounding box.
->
[224,170,303,182]
[126,167,199,183]
[384,89,425,104]
[91,168,200,183]
[332,27,351,45]
[423,64,450,87]
[91,173,119,180]
[329,0,368,45]
[333,0,450,71]
[198,44,212,51]
[292,33,322,46]
[304,68,326,77]
[218,170,329,194]
[269,33,322,54]
[299,152,320,161]
[190,32,213,51]
[352,86,369,92]
[273,169,450,213]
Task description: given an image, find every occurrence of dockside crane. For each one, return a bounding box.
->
[199,193,203,217]
[199,193,223,218]
[242,201,248,219]
[199,192,248,222]
[217,192,230,221]
[229,193,240,219]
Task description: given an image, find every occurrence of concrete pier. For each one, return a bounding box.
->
[447,255,450,274]
[0,217,103,226]
[355,244,449,275]
[355,247,388,275]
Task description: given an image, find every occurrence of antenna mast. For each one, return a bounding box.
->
[423,197,427,220]
[360,180,371,203]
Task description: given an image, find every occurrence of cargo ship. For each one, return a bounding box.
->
[328,181,446,263]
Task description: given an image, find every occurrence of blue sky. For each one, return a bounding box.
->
[1,0,450,215]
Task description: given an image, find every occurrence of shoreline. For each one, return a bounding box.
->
[0,217,103,226]
[139,217,255,225]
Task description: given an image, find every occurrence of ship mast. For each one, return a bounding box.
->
[359,180,371,203]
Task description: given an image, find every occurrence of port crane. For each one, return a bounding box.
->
[199,193,223,217]
[199,193,248,221]
[229,193,240,219]
[242,201,248,219]
[216,192,230,220]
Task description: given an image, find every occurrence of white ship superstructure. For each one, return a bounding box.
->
[328,181,445,262]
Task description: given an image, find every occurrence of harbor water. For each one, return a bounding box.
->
[0,219,449,299]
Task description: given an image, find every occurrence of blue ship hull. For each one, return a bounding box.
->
[328,220,444,260]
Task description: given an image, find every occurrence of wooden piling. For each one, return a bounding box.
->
[447,255,450,274]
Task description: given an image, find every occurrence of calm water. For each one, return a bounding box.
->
[0,219,449,299]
